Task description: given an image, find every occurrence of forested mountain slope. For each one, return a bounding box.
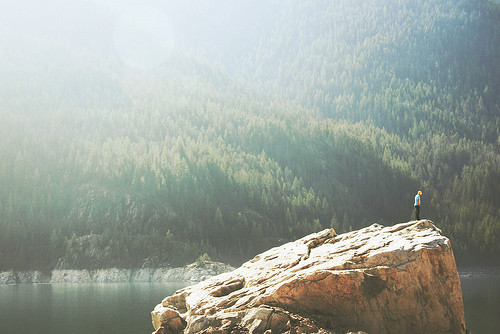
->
[0,0,498,269]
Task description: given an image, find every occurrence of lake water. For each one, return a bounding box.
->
[460,272,500,334]
[0,274,498,334]
[0,282,188,334]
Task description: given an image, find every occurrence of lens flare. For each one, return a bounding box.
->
[112,6,175,70]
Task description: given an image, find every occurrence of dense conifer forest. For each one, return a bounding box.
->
[0,0,499,269]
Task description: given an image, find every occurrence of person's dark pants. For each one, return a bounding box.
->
[415,205,420,220]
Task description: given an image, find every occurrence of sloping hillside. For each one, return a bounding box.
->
[0,0,498,269]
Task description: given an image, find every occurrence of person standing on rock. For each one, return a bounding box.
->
[414,190,422,220]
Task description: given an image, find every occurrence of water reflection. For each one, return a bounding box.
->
[0,282,188,334]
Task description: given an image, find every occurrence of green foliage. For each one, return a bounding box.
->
[196,253,212,267]
[0,0,498,269]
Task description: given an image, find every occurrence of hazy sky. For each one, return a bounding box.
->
[0,0,271,70]
[1,0,179,70]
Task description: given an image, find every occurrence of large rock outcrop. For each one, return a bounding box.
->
[152,220,466,333]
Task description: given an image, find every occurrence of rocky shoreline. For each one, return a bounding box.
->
[0,261,234,284]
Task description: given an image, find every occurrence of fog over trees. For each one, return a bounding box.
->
[0,0,499,269]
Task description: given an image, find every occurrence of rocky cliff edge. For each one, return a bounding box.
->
[152,220,466,334]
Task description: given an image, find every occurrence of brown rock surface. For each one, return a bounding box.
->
[152,220,466,333]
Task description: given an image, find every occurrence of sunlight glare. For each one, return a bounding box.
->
[112,5,175,70]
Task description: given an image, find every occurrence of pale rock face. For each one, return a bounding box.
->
[0,262,232,284]
[152,220,467,334]
[0,271,17,284]
[50,269,93,283]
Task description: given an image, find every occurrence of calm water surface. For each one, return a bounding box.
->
[0,275,498,334]
[0,282,187,334]
[460,273,500,334]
